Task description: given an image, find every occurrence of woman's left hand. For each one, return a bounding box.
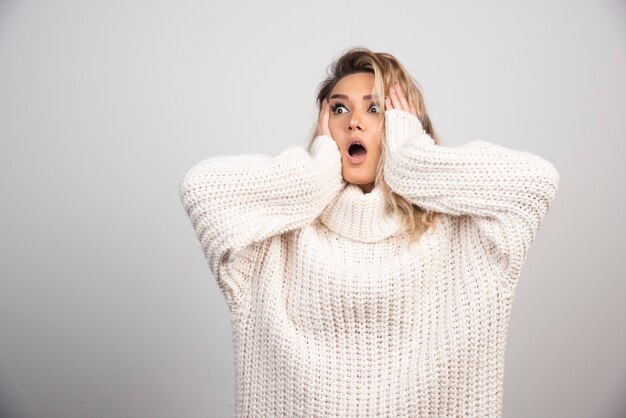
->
[385,82,417,117]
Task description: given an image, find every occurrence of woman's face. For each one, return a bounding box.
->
[328,72,383,193]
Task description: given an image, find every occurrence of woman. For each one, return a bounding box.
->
[179,46,560,417]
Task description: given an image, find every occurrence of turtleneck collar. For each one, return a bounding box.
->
[318,183,404,243]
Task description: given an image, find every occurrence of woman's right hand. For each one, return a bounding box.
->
[317,98,332,137]
[311,98,344,185]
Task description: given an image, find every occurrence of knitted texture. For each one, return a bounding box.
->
[179,109,560,417]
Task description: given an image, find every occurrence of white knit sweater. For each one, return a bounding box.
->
[179,109,560,417]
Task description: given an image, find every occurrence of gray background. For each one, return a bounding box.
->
[1,0,625,417]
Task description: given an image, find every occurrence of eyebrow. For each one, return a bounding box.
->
[329,94,376,100]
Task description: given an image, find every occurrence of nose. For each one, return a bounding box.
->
[348,118,362,131]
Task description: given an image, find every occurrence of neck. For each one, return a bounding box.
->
[357,182,375,194]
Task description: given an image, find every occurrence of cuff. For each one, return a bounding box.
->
[310,134,345,203]
[384,109,434,153]
[310,134,337,157]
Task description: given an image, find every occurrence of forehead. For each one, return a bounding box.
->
[331,72,375,95]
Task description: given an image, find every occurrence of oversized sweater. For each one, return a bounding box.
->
[179,109,560,417]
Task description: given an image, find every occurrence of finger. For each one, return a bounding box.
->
[396,83,411,112]
[390,85,402,110]
[318,99,326,135]
[409,100,417,116]
[385,96,392,111]
[322,99,331,136]
[317,109,321,135]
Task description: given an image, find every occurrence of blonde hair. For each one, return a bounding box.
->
[306,46,441,244]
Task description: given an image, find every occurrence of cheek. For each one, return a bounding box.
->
[369,143,382,162]
[369,134,383,157]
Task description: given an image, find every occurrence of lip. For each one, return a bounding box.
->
[345,137,368,165]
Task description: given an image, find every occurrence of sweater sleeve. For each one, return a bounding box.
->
[383,109,560,293]
[179,135,345,312]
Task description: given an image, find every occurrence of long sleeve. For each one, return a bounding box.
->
[179,135,345,312]
[383,109,560,293]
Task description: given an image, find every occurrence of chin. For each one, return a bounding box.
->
[343,173,375,185]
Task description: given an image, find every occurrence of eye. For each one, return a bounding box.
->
[369,103,380,113]
[331,101,348,114]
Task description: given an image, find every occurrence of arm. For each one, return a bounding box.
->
[383,109,560,293]
[179,135,345,312]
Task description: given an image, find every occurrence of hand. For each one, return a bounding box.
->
[317,98,332,137]
[385,82,417,117]
[383,83,433,151]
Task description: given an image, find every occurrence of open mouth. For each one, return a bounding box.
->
[348,142,367,157]
[346,140,367,164]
